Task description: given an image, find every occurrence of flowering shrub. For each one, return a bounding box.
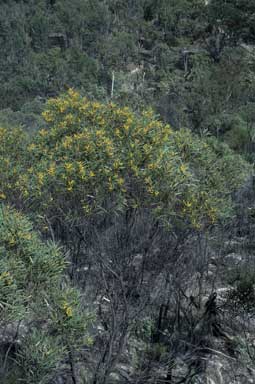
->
[0,90,251,383]
[0,89,250,230]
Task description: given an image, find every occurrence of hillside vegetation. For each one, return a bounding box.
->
[1,1,255,383]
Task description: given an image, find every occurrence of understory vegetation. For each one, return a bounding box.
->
[1,1,255,383]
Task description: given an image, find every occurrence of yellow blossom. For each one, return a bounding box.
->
[67,88,80,99]
[37,172,45,186]
[0,271,13,285]
[92,102,101,110]
[108,177,114,191]
[64,113,75,125]
[39,129,47,137]
[9,237,16,246]
[28,143,36,151]
[145,176,152,185]
[0,271,10,279]
[113,160,122,170]
[63,136,73,149]
[180,164,187,174]
[47,164,56,176]
[42,110,54,122]
[96,129,104,137]
[184,200,192,208]
[64,163,74,173]
[22,232,32,240]
[67,180,75,192]
[148,163,157,170]
[62,302,73,318]
[117,177,125,186]
[115,128,121,137]
[83,204,91,214]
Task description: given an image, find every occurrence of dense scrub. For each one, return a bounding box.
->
[1,0,255,160]
[0,91,253,383]
[1,0,255,382]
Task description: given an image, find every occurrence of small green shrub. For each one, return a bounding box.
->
[0,204,92,383]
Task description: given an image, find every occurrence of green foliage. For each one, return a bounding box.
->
[16,330,65,384]
[0,0,255,165]
[0,1,255,382]
[223,115,250,151]
[208,0,255,43]
[153,0,206,42]
[0,127,28,204]
[0,90,250,232]
[0,204,92,382]
[5,96,44,126]
[0,0,110,109]
[132,317,154,341]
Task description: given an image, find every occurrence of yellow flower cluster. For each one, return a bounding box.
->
[0,89,247,231]
[67,180,75,192]
[0,192,6,200]
[15,92,210,224]
[62,301,73,318]
[47,163,56,176]
[0,271,13,286]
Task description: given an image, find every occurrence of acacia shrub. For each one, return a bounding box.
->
[8,89,250,233]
